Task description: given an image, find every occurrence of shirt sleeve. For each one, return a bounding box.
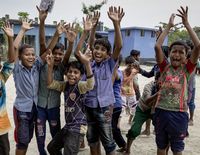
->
[158,59,168,72]
[35,56,44,70]
[0,61,14,83]
[78,76,95,94]
[47,80,66,92]
[108,57,117,73]
[186,59,196,74]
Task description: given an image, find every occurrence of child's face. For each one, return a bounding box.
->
[169,45,186,68]
[67,66,81,85]
[53,49,64,66]
[93,44,108,63]
[20,48,36,69]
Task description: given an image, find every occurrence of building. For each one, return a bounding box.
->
[108,26,168,60]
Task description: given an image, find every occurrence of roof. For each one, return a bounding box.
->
[108,26,157,32]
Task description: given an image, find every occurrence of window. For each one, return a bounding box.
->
[151,31,155,38]
[140,30,145,37]
[125,29,131,37]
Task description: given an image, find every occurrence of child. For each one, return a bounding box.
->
[0,22,15,155]
[154,6,200,155]
[36,6,78,155]
[125,72,160,154]
[121,55,138,124]
[83,6,124,155]
[12,20,49,155]
[111,55,126,152]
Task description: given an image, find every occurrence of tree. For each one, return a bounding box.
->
[18,12,29,20]
[82,0,107,15]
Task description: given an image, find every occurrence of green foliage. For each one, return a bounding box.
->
[18,12,29,20]
[168,29,189,45]
[82,0,107,15]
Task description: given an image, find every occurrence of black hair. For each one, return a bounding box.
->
[66,61,85,75]
[130,49,140,56]
[161,46,169,58]
[18,44,34,56]
[185,40,194,50]
[125,55,135,65]
[94,38,111,54]
[53,42,64,52]
[169,40,190,56]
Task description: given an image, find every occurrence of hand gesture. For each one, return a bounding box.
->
[36,5,48,22]
[108,6,125,24]
[168,13,176,28]
[2,22,14,38]
[83,15,93,32]
[21,19,34,31]
[176,6,189,26]
[46,49,54,67]
[76,49,91,65]
[65,23,78,43]
[55,22,65,35]
[84,45,93,61]
[91,11,100,27]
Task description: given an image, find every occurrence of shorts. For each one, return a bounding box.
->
[121,95,137,115]
[153,108,188,153]
[13,104,37,149]
[85,106,116,154]
[0,133,10,155]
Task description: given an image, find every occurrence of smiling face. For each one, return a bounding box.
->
[20,48,36,69]
[169,45,187,68]
[93,44,109,63]
[66,66,81,85]
[53,48,64,66]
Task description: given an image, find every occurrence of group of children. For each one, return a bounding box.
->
[0,5,200,155]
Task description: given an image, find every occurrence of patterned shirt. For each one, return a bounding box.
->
[13,57,44,112]
[48,77,94,134]
[0,62,14,135]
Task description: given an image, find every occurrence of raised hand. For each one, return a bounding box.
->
[176,6,189,26]
[55,22,65,35]
[65,23,78,43]
[76,49,90,65]
[108,6,125,23]
[36,5,48,22]
[83,15,93,32]
[168,13,176,28]
[46,49,54,67]
[91,11,100,27]
[21,18,34,31]
[2,22,14,38]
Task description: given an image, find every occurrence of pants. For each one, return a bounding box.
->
[0,133,10,155]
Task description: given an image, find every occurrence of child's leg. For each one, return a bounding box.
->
[141,119,151,136]
[63,131,84,155]
[36,107,48,155]
[127,95,137,124]
[126,107,151,153]
[188,88,196,126]
[47,128,65,155]
[0,133,10,155]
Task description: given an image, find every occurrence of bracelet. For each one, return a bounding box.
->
[87,74,94,79]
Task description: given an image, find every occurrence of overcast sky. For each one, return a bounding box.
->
[0,0,199,29]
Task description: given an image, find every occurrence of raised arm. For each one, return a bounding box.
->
[177,6,200,64]
[13,19,33,60]
[2,22,15,62]
[37,5,48,55]
[46,22,67,53]
[62,23,78,66]
[108,6,124,61]
[74,15,93,57]
[46,50,54,85]
[154,14,175,64]
[88,11,100,51]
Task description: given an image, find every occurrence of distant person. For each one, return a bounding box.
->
[0,22,15,155]
[154,6,200,155]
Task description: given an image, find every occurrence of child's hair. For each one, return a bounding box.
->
[18,44,34,56]
[130,49,140,56]
[169,40,190,55]
[125,55,136,65]
[185,40,194,50]
[66,61,85,75]
[53,42,64,52]
[94,38,111,54]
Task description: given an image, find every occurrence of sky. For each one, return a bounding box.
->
[0,0,200,29]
